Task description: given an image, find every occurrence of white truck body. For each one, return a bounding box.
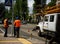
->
[43,13,57,32]
[36,13,60,37]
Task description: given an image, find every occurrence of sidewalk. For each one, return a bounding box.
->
[0,33,32,44]
[0,31,45,44]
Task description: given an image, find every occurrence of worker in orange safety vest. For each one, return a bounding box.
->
[3,18,9,37]
[14,16,21,38]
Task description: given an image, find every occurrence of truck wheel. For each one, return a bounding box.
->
[38,30,42,37]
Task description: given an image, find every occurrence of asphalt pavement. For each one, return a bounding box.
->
[0,24,46,44]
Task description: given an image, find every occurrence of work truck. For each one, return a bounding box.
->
[33,13,60,37]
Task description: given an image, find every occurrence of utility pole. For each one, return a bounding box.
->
[5,0,13,36]
[11,0,14,36]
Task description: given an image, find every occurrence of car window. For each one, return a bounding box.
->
[50,15,54,22]
[44,16,49,22]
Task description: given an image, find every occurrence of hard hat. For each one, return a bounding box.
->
[16,16,19,19]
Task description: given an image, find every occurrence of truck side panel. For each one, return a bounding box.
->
[48,15,57,32]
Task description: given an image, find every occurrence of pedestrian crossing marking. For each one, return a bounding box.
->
[0,41,20,42]
[0,38,32,44]
[0,31,32,44]
[0,28,5,33]
[18,38,32,44]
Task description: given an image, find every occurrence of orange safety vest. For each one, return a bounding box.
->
[14,20,21,27]
[4,19,8,28]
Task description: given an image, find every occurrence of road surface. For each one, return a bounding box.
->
[0,24,48,44]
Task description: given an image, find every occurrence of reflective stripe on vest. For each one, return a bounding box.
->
[4,19,8,27]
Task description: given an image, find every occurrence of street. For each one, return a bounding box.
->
[0,0,60,44]
[0,23,48,44]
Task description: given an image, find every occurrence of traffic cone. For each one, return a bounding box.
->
[28,29,30,32]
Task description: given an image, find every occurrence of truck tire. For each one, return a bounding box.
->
[38,30,42,37]
[37,28,42,37]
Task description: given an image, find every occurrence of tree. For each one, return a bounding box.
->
[4,9,8,18]
[41,0,46,8]
[48,0,56,7]
[33,0,46,13]
[34,0,41,5]
[0,3,5,18]
[21,0,28,20]
[14,0,28,20]
[16,0,20,17]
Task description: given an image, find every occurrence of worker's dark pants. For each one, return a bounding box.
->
[4,27,8,37]
[14,27,20,38]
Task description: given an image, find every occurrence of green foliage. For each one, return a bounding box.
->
[34,0,41,5]
[21,0,29,20]
[16,0,20,16]
[33,3,36,13]
[14,2,18,17]
[4,9,8,18]
[48,0,56,7]
[4,0,29,20]
[14,0,29,20]
[0,3,5,12]
[8,8,12,18]
[33,0,46,13]
[4,7,12,19]
[0,3,5,18]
